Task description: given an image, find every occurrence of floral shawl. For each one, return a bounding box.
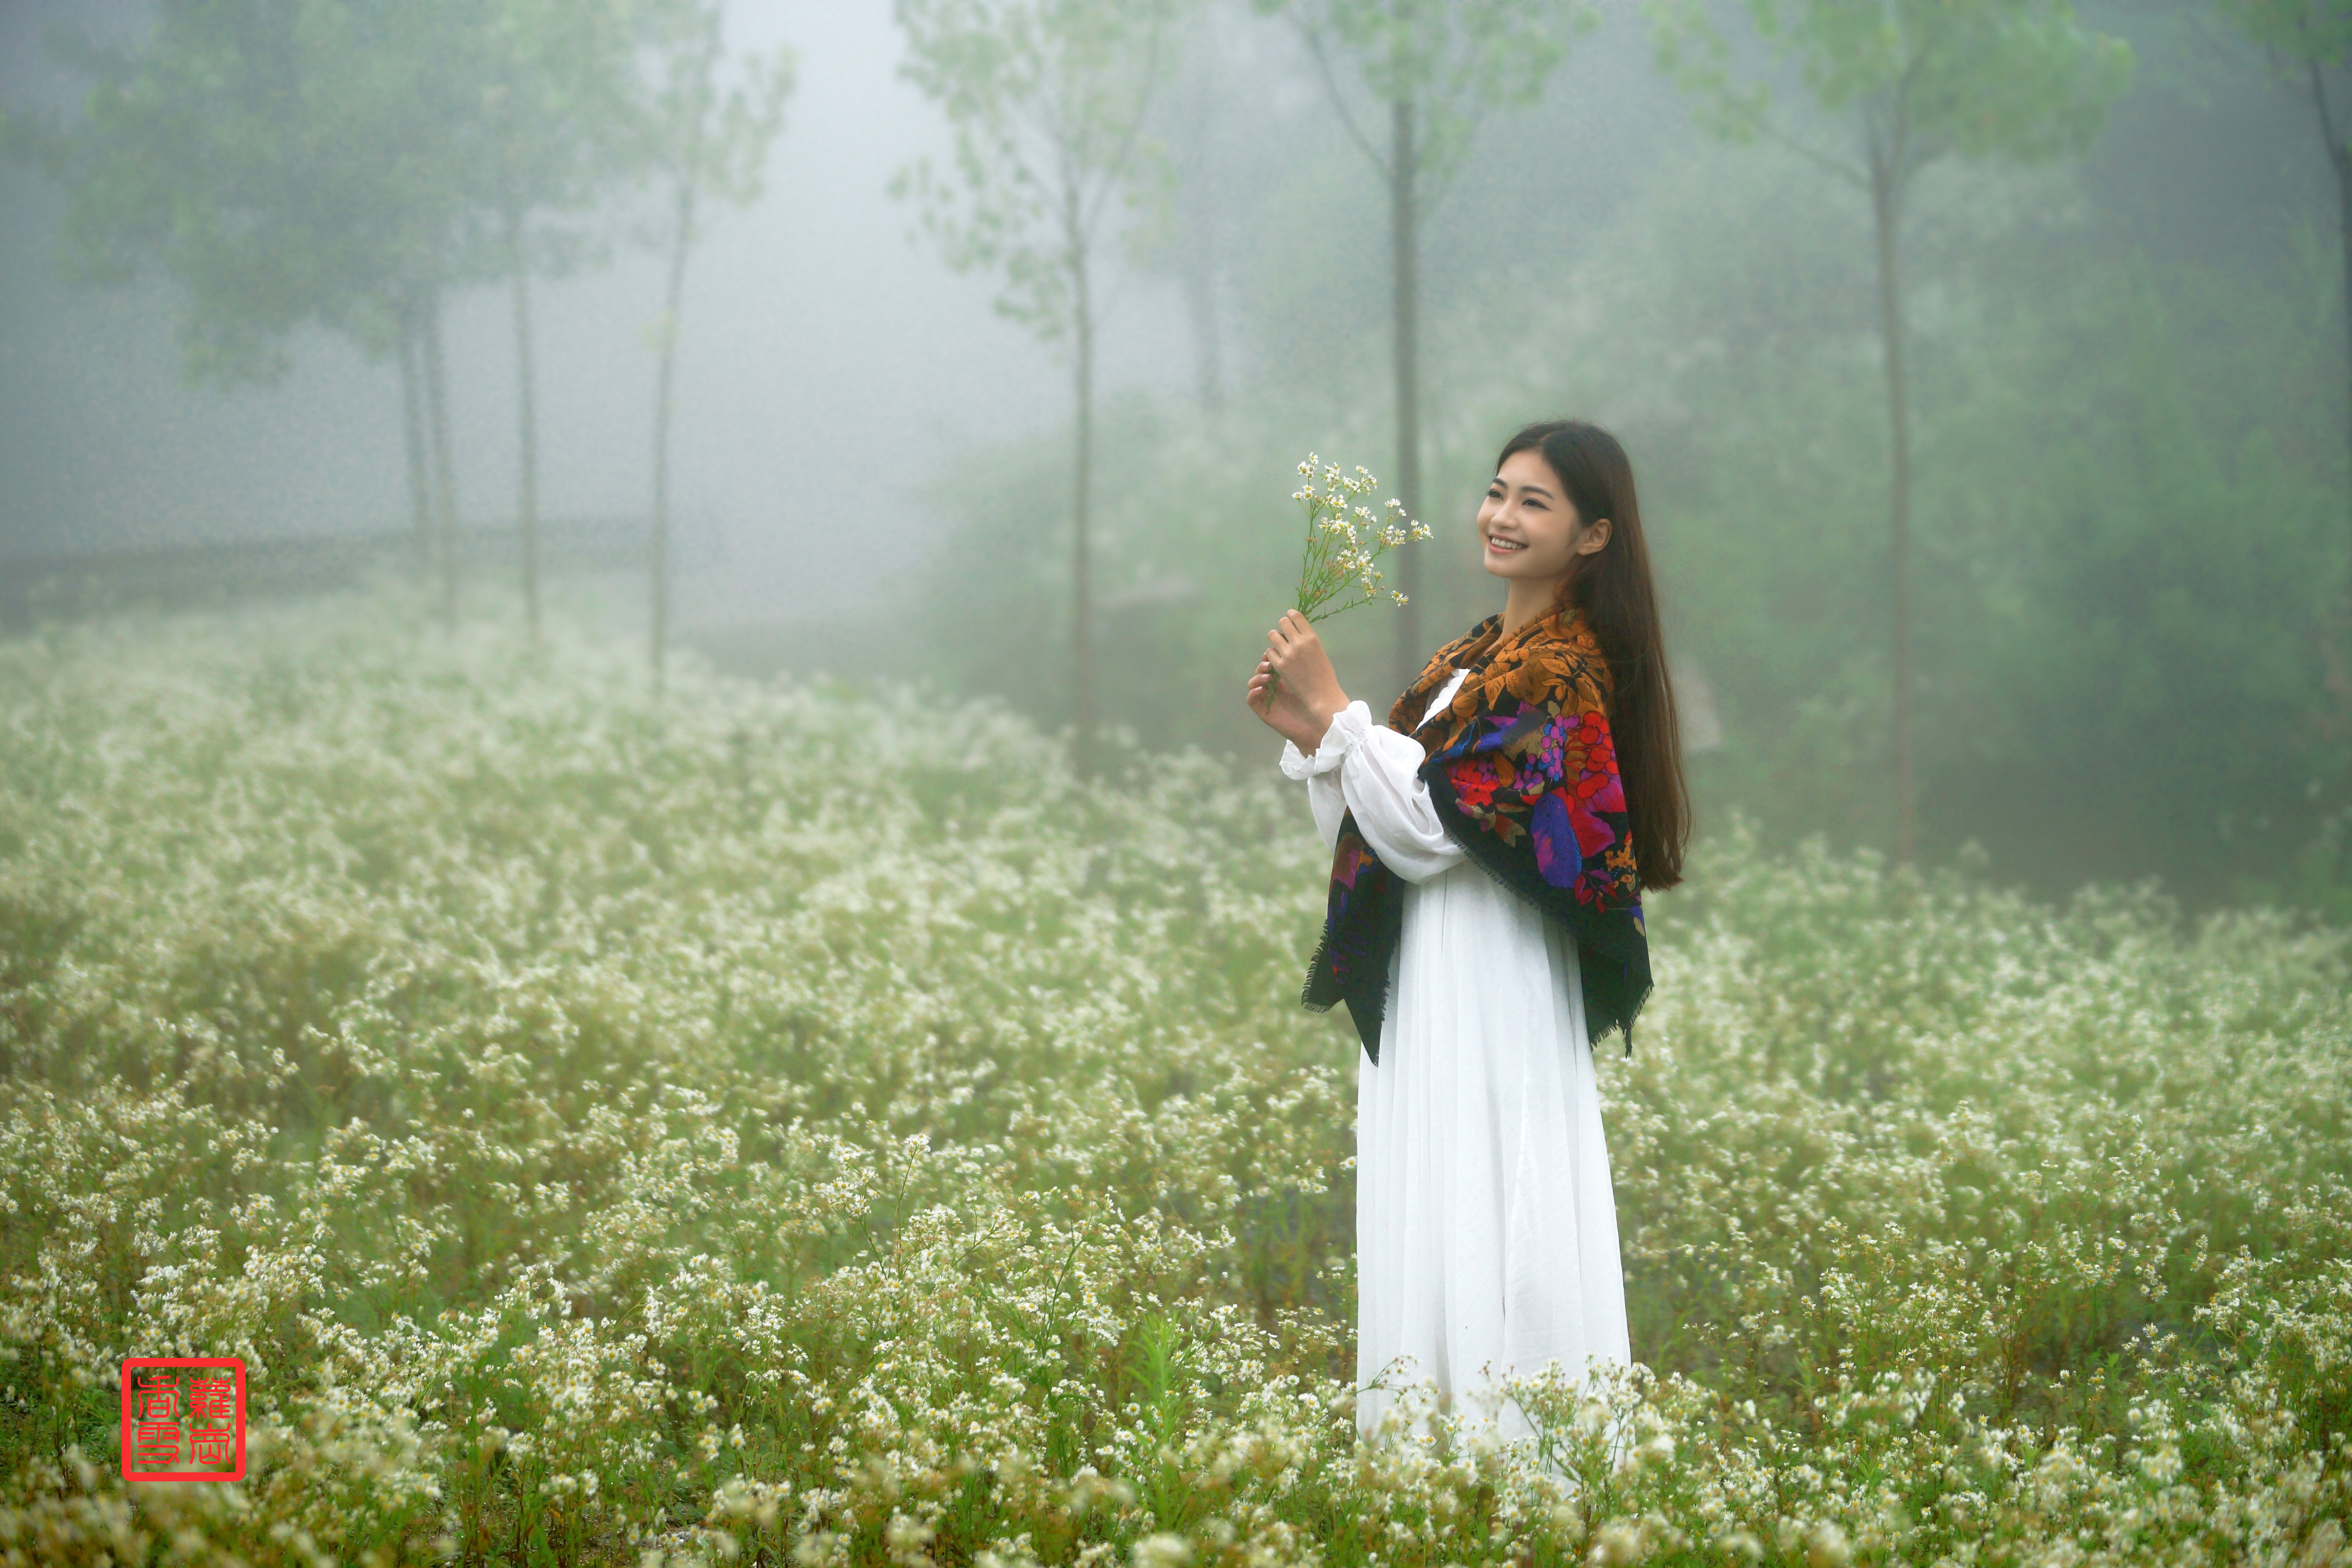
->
[1302,602,1651,1063]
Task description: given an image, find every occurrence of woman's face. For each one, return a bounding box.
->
[1477,447,1610,585]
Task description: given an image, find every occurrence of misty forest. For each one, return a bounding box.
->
[3,0,2352,1564]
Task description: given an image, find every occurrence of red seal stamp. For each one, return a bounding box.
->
[120,1358,246,1481]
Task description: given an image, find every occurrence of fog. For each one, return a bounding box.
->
[1,0,2344,902]
[0,1,1191,626]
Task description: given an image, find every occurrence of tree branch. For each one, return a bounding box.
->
[1762,116,1865,189]
[1412,104,1481,211]
[1889,36,1937,187]
[2315,54,2351,180]
[1299,25,1389,179]
[1076,45,1160,242]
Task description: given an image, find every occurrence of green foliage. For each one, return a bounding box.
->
[1251,0,1594,194]
[1601,164,2345,891]
[892,0,1183,339]
[1931,263,2342,890]
[635,0,795,227]
[13,0,472,381]
[1645,0,2133,181]
[478,0,651,272]
[7,0,710,385]
[2216,0,2352,68]
[907,143,2348,899]
[1640,0,2134,863]
[0,592,2349,1562]
[909,392,1399,759]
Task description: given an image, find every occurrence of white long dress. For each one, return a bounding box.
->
[1279,670,1632,1443]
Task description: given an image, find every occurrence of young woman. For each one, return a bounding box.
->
[1244,419,1689,1441]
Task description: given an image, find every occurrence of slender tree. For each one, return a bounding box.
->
[304,1,496,622]
[397,315,433,576]
[1647,0,2131,863]
[480,0,642,637]
[309,0,504,619]
[895,0,1183,777]
[636,1,793,697]
[2217,1,2352,732]
[417,296,467,612]
[1165,5,1237,412]
[1250,0,1590,693]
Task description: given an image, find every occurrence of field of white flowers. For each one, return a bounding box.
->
[0,589,2347,1567]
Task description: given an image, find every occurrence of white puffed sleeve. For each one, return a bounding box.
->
[1278,698,1468,884]
[1277,708,1358,850]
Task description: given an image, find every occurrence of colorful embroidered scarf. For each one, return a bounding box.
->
[1303,602,1650,1063]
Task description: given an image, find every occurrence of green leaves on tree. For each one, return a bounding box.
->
[893,0,1186,776]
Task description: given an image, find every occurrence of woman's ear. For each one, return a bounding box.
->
[1575,517,1613,557]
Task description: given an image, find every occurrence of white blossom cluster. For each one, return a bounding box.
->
[0,589,2346,1567]
[1287,454,1430,623]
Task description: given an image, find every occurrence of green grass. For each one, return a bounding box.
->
[0,586,2347,1566]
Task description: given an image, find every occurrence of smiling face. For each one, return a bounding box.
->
[1478,446,1611,586]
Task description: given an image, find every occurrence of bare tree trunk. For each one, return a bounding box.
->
[397,307,431,585]
[2318,60,2352,738]
[1390,95,1422,699]
[421,291,461,624]
[1181,224,1223,413]
[652,177,695,699]
[1073,237,1097,780]
[2336,136,2351,567]
[1179,22,1223,414]
[1869,146,1916,866]
[507,203,542,641]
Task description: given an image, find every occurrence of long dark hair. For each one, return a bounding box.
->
[1497,420,1690,891]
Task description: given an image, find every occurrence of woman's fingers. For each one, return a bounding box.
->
[1274,610,1319,657]
[1264,612,1323,677]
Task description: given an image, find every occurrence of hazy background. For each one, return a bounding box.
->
[0,0,1191,623]
[3,0,2346,907]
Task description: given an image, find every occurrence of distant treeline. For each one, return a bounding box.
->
[886,0,2350,911]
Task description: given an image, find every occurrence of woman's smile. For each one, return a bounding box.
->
[1476,447,1597,587]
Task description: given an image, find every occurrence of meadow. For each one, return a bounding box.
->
[0,588,2347,1566]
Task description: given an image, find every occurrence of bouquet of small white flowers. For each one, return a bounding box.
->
[1287,453,1430,623]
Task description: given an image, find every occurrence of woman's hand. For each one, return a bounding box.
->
[1245,609,1350,753]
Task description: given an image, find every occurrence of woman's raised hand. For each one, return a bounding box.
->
[1245,609,1350,752]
